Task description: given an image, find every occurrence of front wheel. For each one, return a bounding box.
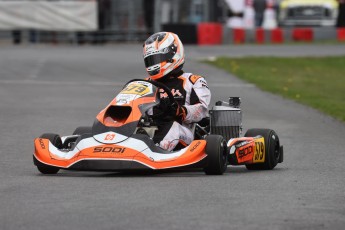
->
[203,135,228,175]
[34,133,61,174]
[245,129,281,170]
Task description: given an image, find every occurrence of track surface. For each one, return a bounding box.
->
[1,44,345,230]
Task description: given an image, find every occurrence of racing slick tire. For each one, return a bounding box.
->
[73,126,92,135]
[244,129,281,170]
[34,133,62,174]
[204,135,228,175]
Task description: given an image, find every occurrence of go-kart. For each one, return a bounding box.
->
[33,79,283,175]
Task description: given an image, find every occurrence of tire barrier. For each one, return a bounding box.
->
[270,28,284,44]
[196,23,344,45]
[337,28,345,42]
[197,23,222,45]
[292,28,313,42]
[254,28,283,44]
[256,28,265,44]
[233,28,246,44]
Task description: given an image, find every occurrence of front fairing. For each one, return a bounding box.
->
[92,80,160,143]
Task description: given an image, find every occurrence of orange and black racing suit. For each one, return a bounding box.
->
[148,70,211,151]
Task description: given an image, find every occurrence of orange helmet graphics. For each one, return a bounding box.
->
[143,32,185,80]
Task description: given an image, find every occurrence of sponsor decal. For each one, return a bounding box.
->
[104,133,115,141]
[158,89,167,98]
[236,141,256,163]
[117,99,128,104]
[39,138,46,149]
[93,147,126,154]
[199,80,209,89]
[190,141,201,152]
[161,141,176,151]
[162,47,169,53]
[238,145,253,159]
[145,45,154,52]
[171,89,182,97]
[159,89,183,98]
[201,83,209,89]
[116,94,136,105]
[200,80,207,85]
[189,75,201,84]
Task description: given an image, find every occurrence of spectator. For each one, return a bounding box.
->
[337,0,345,27]
[225,0,245,28]
[12,30,21,45]
[92,0,111,44]
[253,0,266,27]
[143,0,155,34]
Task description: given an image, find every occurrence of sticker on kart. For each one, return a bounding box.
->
[253,137,265,163]
[120,82,153,96]
[115,94,137,105]
[236,143,254,163]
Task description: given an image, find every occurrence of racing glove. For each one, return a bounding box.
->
[153,100,187,123]
[172,103,187,123]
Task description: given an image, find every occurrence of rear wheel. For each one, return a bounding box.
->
[204,135,228,175]
[245,129,281,170]
[34,133,61,174]
[73,126,92,135]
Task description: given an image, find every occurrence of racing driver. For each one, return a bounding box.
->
[143,32,211,151]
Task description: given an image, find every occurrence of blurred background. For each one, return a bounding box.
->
[0,0,344,45]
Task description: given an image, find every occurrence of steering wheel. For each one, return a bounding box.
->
[124,79,177,118]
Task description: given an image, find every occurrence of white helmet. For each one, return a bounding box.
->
[143,32,185,80]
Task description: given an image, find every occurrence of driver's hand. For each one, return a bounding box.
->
[154,99,187,123]
[171,102,187,123]
[153,98,172,120]
[154,98,170,113]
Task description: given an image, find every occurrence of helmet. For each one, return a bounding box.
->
[143,32,185,80]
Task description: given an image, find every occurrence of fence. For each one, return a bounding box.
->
[0,0,222,44]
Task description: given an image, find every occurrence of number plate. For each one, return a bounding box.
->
[120,82,151,96]
[253,137,265,163]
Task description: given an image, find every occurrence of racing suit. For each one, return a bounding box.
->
[149,70,211,151]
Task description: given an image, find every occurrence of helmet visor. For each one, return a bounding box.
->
[144,52,174,68]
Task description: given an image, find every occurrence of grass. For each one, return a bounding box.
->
[205,56,345,122]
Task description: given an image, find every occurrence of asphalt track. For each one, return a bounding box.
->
[1,44,345,230]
